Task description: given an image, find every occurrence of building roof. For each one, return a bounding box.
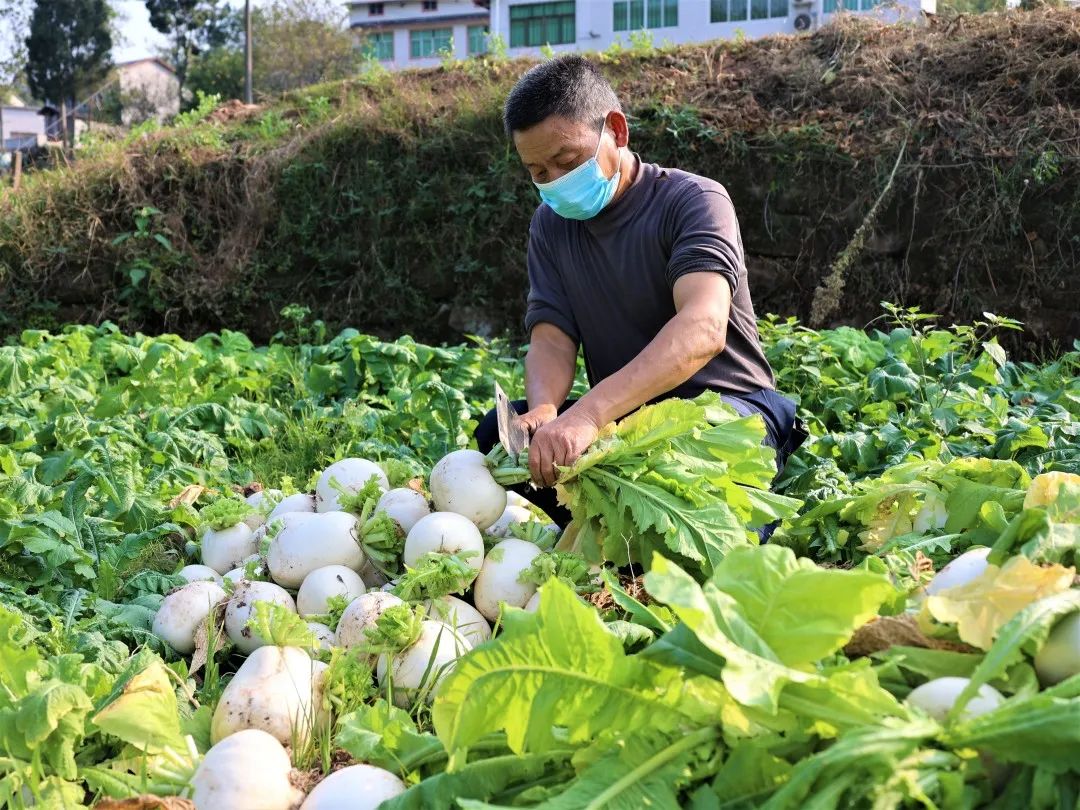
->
[115,57,177,75]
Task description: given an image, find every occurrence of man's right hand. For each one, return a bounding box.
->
[519,403,559,435]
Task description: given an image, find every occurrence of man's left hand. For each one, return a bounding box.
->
[528,408,600,488]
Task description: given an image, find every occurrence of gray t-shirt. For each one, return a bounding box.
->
[524,156,776,401]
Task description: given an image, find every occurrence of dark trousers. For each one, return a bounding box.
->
[474,395,801,538]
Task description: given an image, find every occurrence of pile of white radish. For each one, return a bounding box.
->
[149,452,573,809]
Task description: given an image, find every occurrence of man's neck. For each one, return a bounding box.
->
[608,150,639,207]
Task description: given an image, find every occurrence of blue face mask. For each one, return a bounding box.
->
[534,124,623,221]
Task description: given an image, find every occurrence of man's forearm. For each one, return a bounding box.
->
[569,308,724,427]
[524,327,578,414]
[526,353,575,412]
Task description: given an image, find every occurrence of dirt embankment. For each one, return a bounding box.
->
[0,11,1077,349]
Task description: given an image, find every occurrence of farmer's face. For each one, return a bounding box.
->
[513,113,626,185]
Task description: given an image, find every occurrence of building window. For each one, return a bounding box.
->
[422,0,438,9]
[823,0,874,11]
[614,0,677,30]
[361,31,394,60]
[468,24,489,54]
[368,2,384,14]
[410,27,452,57]
[509,2,576,47]
[710,0,746,21]
[711,0,783,18]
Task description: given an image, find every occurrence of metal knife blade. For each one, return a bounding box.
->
[494,382,530,457]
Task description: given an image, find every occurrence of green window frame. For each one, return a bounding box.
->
[468,24,488,54]
[509,2,576,47]
[361,31,394,61]
[711,0,744,21]
[614,0,676,30]
[410,27,452,58]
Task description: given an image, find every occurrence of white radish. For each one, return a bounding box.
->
[926,548,992,596]
[177,564,224,586]
[523,591,541,613]
[905,676,1004,723]
[269,493,316,519]
[243,489,283,531]
[246,488,283,511]
[403,512,485,577]
[376,487,431,533]
[429,449,507,530]
[335,591,404,654]
[376,620,472,708]
[316,458,388,513]
[152,580,226,655]
[472,538,543,621]
[224,580,297,654]
[210,646,327,745]
[424,595,492,646]
[191,729,303,810]
[223,553,265,585]
[267,511,364,589]
[1034,611,1080,686]
[202,522,258,575]
[307,622,336,652]
[486,504,537,538]
[296,565,367,618]
[299,763,406,810]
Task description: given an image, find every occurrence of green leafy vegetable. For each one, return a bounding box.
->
[199,497,254,531]
[360,604,426,655]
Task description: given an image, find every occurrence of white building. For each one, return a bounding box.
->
[114,58,181,125]
[492,0,932,57]
[349,0,932,68]
[348,1,494,69]
[0,95,46,151]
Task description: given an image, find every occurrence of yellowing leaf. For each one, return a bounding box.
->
[1025,472,1080,510]
[927,556,1075,650]
[857,492,918,552]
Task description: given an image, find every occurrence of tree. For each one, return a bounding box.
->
[24,0,112,146]
[0,0,32,97]
[186,44,245,105]
[252,0,358,96]
[185,0,358,102]
[144,0,234,102]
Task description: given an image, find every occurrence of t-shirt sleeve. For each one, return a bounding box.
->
[524,214,581,343]
[665,187,744,295]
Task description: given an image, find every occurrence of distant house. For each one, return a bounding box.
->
[0,94,46,151]
[113,58,180,125]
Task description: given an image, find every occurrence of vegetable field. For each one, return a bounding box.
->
[1,308,1079,809]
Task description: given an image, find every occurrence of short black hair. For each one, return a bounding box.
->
[503,54,622,136]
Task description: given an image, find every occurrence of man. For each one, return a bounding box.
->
[476,55,804,529]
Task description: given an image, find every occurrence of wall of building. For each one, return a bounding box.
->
[118,61,180,124]
[349,0,491,68]
[117,61,180,125]
[493,0,927,59]
[1,106,46,150]
[349,0,930,70]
